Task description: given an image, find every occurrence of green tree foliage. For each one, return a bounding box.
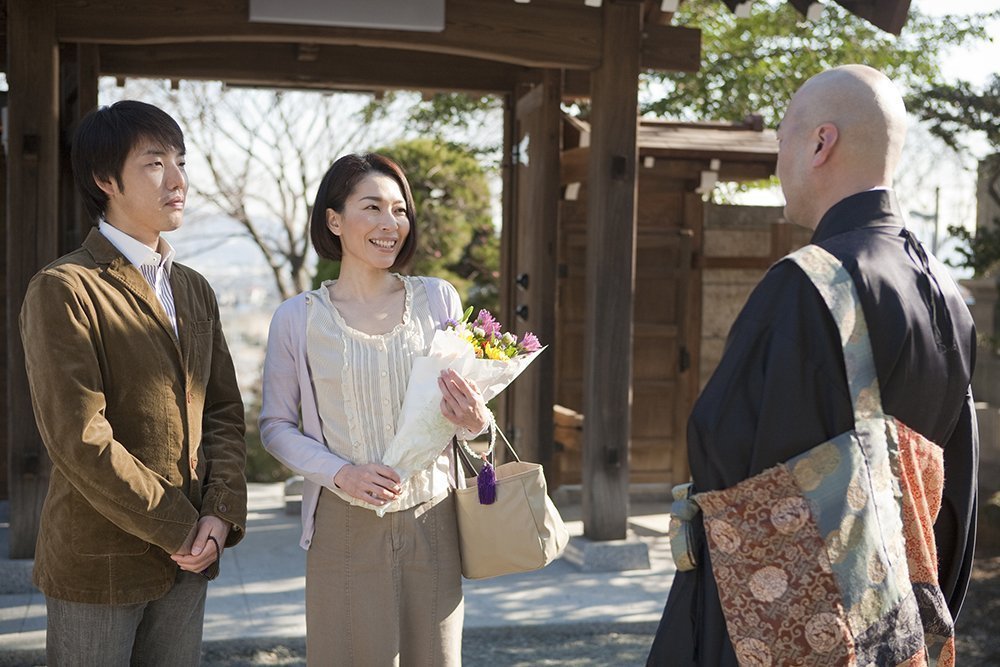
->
[643,2,995,127]
[410,5,995,149]
[908,75,1000,153]
[408,93,503,151]
[315,138,500,313]
[946,223,1000,277]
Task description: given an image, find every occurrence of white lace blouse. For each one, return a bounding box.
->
[305,274,459,511]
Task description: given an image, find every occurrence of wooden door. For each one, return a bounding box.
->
[499,73,560,468]
[554,160,701,487]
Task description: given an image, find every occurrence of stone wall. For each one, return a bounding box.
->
[700,203,812,388]
[968,155,1000,470]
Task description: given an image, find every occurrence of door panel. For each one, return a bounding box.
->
[503,73,560,467]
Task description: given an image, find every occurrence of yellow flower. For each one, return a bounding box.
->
[483,344,507,361]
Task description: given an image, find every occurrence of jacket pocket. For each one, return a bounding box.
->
[189,318,215,389]
[71,496,151,557]
[192,318,214,336]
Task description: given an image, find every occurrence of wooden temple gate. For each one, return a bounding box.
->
[2,0,912,556]
[553,115,799,490]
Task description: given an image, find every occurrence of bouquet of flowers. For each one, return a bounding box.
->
[375,307,544,515]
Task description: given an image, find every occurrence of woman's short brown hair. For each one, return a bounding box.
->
[310,153,417,270]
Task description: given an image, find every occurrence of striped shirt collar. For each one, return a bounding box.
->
[98,220,175,275]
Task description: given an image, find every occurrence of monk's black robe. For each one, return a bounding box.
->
[647,190,979,666]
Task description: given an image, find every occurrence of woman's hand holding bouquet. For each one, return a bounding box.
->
[374,307,543,515]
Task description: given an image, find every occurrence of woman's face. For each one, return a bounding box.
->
[327,173,410,271]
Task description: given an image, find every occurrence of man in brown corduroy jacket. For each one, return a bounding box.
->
[19,100,247,666]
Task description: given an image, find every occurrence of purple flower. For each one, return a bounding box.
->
[476,309,502,339]
[443,308,542,359]
[519,331,541,353]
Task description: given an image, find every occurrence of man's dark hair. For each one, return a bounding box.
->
[71,100,186,222]
[310,153,417,270]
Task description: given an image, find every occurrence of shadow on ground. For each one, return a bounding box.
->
[2,565,998,667]
[198,622,660,667]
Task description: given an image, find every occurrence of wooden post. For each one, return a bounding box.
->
[59,43,100,253]
[7,0,60,558]
[582,1,641,541]
[495,93,516,438]
[0,96,7,502]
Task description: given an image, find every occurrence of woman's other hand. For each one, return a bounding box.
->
[438,369,490,435]
[333,464,402,505]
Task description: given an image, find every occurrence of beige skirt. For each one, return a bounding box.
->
[306,488,464,666]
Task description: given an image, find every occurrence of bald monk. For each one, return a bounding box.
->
[647,65,978,665]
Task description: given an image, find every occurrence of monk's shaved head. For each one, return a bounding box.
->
[791,65,907,177]
[776,65,908,228]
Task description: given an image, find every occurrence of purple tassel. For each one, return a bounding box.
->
[478,460,497,505]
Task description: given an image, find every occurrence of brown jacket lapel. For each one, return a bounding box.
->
[83,228,182,358]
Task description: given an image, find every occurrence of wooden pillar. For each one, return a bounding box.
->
[0,96,7,502]
[496,93,516,438]
[582,1,641,541]
[6,0,60,558]
[59,43,101,253]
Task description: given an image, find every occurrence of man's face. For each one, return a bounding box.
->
[101,140,188,246]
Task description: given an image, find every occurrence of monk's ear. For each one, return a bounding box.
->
[812,123,838,167]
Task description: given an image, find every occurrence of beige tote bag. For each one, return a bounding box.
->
[453,429,570,580]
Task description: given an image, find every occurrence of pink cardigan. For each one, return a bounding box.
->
[259,276,461,548]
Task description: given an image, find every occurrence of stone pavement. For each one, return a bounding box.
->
[0,483,676,659]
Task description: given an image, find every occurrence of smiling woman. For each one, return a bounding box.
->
[326,173,410,273]
[260,152,491,665]
[309,153,417,272]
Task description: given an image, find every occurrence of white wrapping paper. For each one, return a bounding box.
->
[374,328,543,516]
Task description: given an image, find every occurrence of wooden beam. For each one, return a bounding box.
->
[54,0,700,73]
[562,23,702,97]
[56,0,602,69]
[77,44,101,116]
[641,24,700,73]
[562,69,590,100]
[98,42,525,95]
[716,161,774,182]
[581,1,641,541]
[643,0,679,26]
[566,147,775,185]
[834,0,911,36]
[6,0,60,559]
[561,146,589,185]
